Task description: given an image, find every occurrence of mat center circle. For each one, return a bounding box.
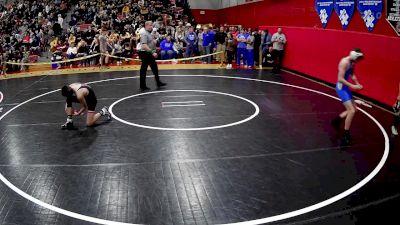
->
[109,90,260,131]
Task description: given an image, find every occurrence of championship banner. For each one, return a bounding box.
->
[335,0,356,30]
[315,0,334,28]
[387,0,400,36]
[357,0,383,32]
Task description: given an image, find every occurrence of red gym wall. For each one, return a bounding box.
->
[191,9,220,25]
[192,0,400,106]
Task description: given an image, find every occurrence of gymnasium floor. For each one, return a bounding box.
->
[0,69,399,225]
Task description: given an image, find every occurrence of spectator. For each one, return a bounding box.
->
[122,4,130,18]
[236,29,247,66]
[57,14,64,28]
[246,31,255,69]
[202,26,214,64]
[262,44,274,67]
[271,27,287,73]
[215,26,227,64]
[99,28,109,66]
[76,38,89,66]
[173,39,184,59]
[184,26,197,58]
[260,30,272,66]
[197,28,204,56]
[175,27,185,43]
[253,28,261,66]
[225,32,234,69]
[66,43,77,67]
[68,33,76,45]
[160,36,174,60]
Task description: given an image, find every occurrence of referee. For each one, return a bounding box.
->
[138,21,167,91]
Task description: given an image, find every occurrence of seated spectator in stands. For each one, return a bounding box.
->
[67,43,77,59]
[121,31,132,45]
[68,33,76,46]
[113,38,123,65]
[57,14,64,29]
[84,26,96,43]
[122,4,130,18]
[173,40,184,59]
[69,16,78,32]
[76,39,89,66]
[160,36,174,60]
[151,28,160,44]
[30,34,41,55]
[122,40,133,61]
[175,27,185,43]
[0,0,195,70]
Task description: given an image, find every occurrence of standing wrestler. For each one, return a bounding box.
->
[331,49,364,145]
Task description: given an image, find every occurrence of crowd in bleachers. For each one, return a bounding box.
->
[0,0,283,74]
[0,0,77,73]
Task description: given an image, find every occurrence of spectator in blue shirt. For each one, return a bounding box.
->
[202,26,215,64]
[236,29,247,66]
[185,26,198,59]
[160,36,174,60]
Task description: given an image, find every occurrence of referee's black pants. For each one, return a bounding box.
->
[138,51,161,89]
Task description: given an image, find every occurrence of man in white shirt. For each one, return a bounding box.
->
[57,14,64,29]
[271,27,287,73]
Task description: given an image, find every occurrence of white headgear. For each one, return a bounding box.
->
[350,50,363,60]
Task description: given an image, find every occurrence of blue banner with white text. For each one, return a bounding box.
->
[357,0,383,32]
[334,0,355,30]
[315,0,334,28]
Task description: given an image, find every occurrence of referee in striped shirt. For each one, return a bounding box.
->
[138,21,167,91]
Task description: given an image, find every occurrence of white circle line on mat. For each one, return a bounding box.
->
[0,75,389,225]
[108,89,260,131]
